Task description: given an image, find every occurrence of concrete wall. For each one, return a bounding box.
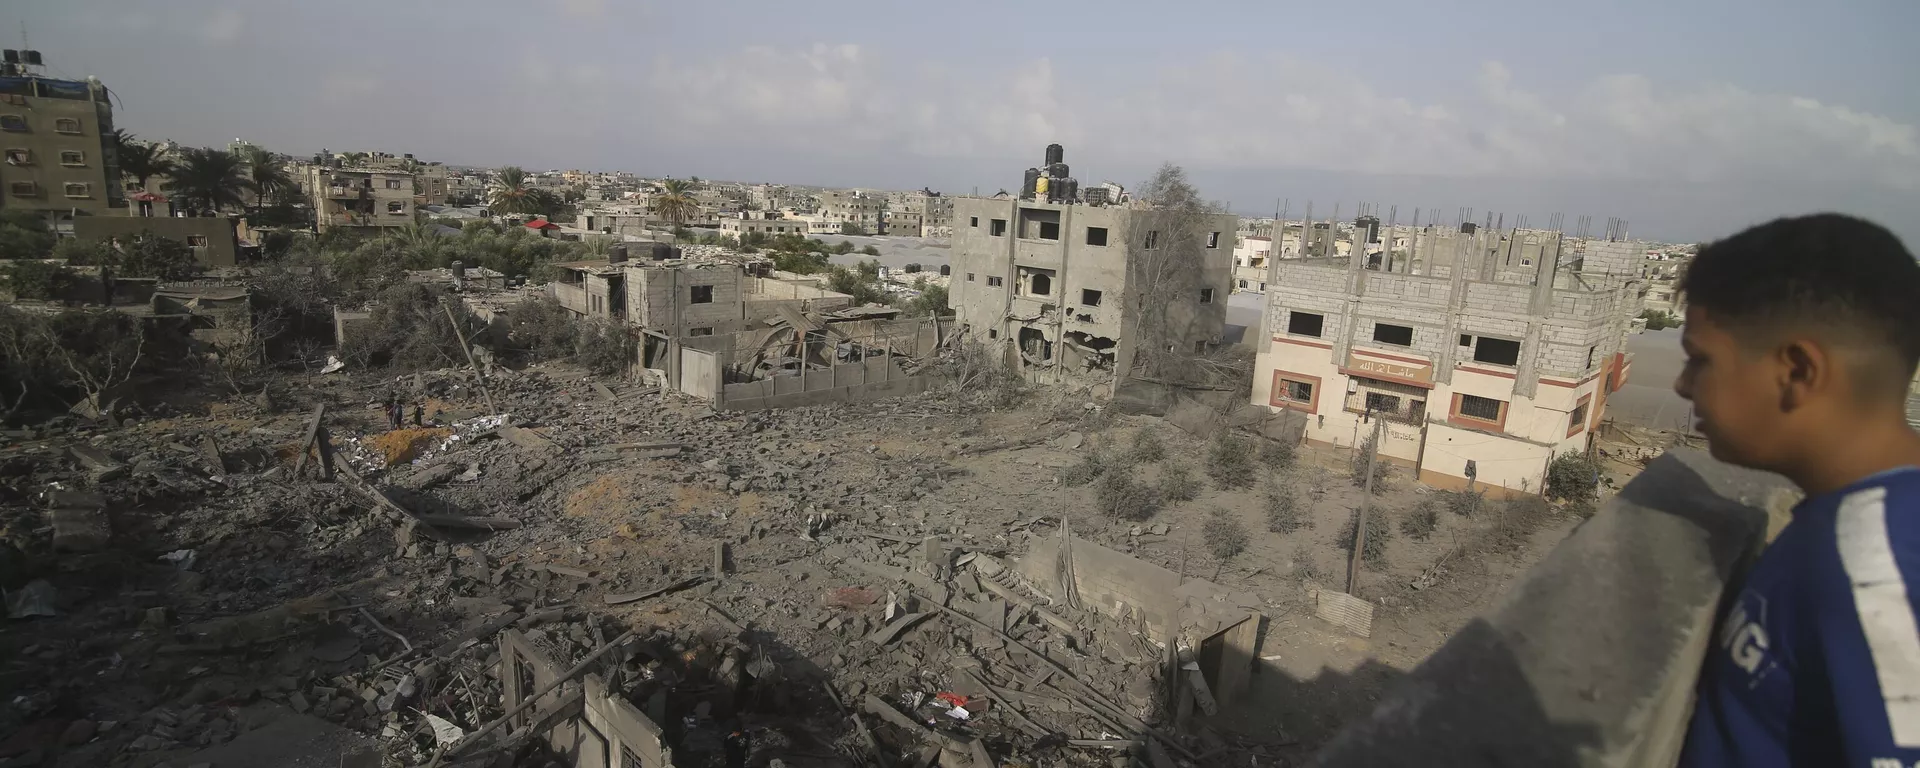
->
[1312,449,1781,767]
[715,356,927,410]
[630,264,743,333]
[73,215,240,268]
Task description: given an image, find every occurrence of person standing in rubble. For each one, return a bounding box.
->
[722,726,750,768]
[412,402,424,427]
[1674,214,1920,767]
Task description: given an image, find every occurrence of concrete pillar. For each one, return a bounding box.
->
[1433,234,1472,386]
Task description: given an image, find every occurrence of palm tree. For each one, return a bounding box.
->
[652,178,699,229]
[523,188,563,219]
[489,166,532,215]
[163,148,249,215]
[241,146,294,210]
[115,134,175,193]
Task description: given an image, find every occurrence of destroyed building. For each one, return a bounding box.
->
[308,164,415,231]
[949,144,1236,389]
[1253,221,1645,495]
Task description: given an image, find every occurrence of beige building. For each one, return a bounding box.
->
[718,216,812,241]
[0,65,119,226]
[819,189,880,233]
[308,165,415,231]
[1253,227,1645,496]
[949,195,1237,388]
[73,213,246,268]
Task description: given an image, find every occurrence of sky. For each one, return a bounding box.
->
[13,0,1920,244]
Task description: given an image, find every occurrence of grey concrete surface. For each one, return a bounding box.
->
[1312,448,1782,767]
[1609,328,1693,431]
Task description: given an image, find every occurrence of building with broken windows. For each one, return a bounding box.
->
[308,165,415,231]
[1253,224,1645,496]
[947,147,1236,389]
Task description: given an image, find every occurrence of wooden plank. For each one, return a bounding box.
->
[292,404,326,477]
[1315,589,1374,638]
[604,577,706,606]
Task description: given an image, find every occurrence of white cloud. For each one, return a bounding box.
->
[614,44,1920,193]
[202,9,245,44]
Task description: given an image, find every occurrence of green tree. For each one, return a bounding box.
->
[115,234,203,281]
[0,210,56,259]
[163,148,250,214]
[860,245,880,256]
[489,166,534,214]
[903,279,950,317]
[2,259,76,299]
[832,240,855,255]
[114,134,175,192]
[652,179,700,228]
[242,146,294,209]
[839,223,869,236]
[826,264,889,306]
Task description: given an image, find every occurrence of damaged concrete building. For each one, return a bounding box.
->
[949,145,1236,390]
[1253,223,1645,496]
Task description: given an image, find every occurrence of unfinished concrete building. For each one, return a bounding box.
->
[308,165,415,231]
[949,146,1236,389]
[1253,223,1645,496]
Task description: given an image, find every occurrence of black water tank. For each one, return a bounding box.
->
[608,244,628,263]
[2,51,17,65]
[1022,168,1041,200]
[1048,162,1068,180]
[650,242,673,260]
[1459,222,1478,234]
[1045,144,1064,166]
[23,51,41,66]
[939,264,951,276]
[1059,179,1079,204]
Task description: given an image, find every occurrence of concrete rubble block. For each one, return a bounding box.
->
[49,508,111,552]
[67,445,127,482]
[1164,398,1220,439]
[1310,449,1779,767]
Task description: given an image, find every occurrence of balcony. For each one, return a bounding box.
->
[326,187,372,200]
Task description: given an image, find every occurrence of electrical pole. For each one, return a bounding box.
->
[1346,415,1385,594]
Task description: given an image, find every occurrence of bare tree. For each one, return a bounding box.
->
[1123,163,1233,384]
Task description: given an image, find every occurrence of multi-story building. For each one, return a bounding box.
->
[415,162,450,206]
[885,208,923,238]
[0,52,119,228]
[949,149,1236,388]
[308,165,415,231]
[819,189,881,233]
[1232,236,1272,292]
[718,215,813,241]
[1252,224,1645,496]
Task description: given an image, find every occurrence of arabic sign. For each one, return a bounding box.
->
[1346,352,1433,386]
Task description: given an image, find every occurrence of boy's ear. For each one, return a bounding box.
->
[1776,337,1834,413]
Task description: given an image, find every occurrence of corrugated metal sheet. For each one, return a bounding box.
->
[1315,589,1374,637]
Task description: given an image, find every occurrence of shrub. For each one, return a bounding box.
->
[860,245,880,256]
[1401,499,1439,540]
[1096,472,1160,521]
[1339,508,1392,569]
[1131,428,1166,463]
[1260,438,1296,470]
[1203,507,1250,561]
[573,316,635,376]
[2,259,76,300]
[902,263,923,273]
[1545,451,1601,502]
[1061,447,1108,487]
[1264,480,1305,533]
[1440,488,1485,518]
[1206,433,1256,489]
[1350,433,1390,492]
[1640,309,1682,330]
[1486,495,1552,552]
[1159,461,1200,502]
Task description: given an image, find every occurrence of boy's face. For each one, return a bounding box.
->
[1675,307,1791,470]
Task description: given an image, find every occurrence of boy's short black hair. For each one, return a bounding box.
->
[1681,213,1920,395]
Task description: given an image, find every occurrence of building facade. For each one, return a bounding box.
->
[819,189,881,233]
[1252,227,1645,496]
[309,166,415,231]
[1232,236,1272,292]
[949,196,1236,387]
[0,66,119,225]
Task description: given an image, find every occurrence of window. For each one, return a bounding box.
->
[970,216,979,228]
[387,201,406,214]
[1587,345,1598,369]
[1459,334,1473,347]
[990,219,1006,236]
[1373,323,1414,346]
[987,276,1004,287]
[1199,288,1214,303]
[1081,289,1102,306]
[1206,232,1220,248]
[1281,378,1313,404]
[8,181,35,196]
[689,327,714,337]
[62,182,90,198]
[1365,392,1402,414]
[186,235,209,247]
[1086,227,1108,246]
[1238,280,1247,289]
[1029,273,1051,295]
[0,115,26,131]
[1472,337,1521,366]
[988,329,998,339]
[1458,394,1504,422]
[966,273,975,282]
[1569,402,1589,434]
[385,179,403,189]
[59,150,84,166]
[690,285,714,304]
[1031,220,1061,240]
[4,148,27,165]
[1347,376,1426,421]
[1287,311,1324,338]
[1145,230,1159,249]
[54,118,81,134]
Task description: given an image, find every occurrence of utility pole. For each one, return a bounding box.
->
[1346,415,1385,594]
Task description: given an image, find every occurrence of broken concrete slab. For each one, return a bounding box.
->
[867,612,932,645]
[175,703,375,768]
[498,425,559,453]
[49,508,111,552]
[66,445,126,482]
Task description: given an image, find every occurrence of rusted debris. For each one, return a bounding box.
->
[604,576,706,606]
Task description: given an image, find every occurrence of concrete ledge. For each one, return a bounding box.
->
[1312,449,1781,767]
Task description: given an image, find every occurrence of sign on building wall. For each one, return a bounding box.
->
[1345,352,1433,387]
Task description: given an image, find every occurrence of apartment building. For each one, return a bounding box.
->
[718,215,812,241]
[1253,225,1645,496]
[0,53,120,226]
[1232,236,1272,292]
[819,189,881,233]
[308,165,415,231]
[949,192,1235,387]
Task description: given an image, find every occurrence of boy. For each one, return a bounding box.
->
[1676,214,1920,766]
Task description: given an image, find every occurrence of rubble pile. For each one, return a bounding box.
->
[0,362,1291,768]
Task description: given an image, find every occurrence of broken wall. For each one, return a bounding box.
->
[1016,535,1252,643]
[716,356,927,411]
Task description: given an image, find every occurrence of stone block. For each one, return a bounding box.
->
[50,508,110,552]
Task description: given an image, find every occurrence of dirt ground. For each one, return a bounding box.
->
[0,361,1654,767]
